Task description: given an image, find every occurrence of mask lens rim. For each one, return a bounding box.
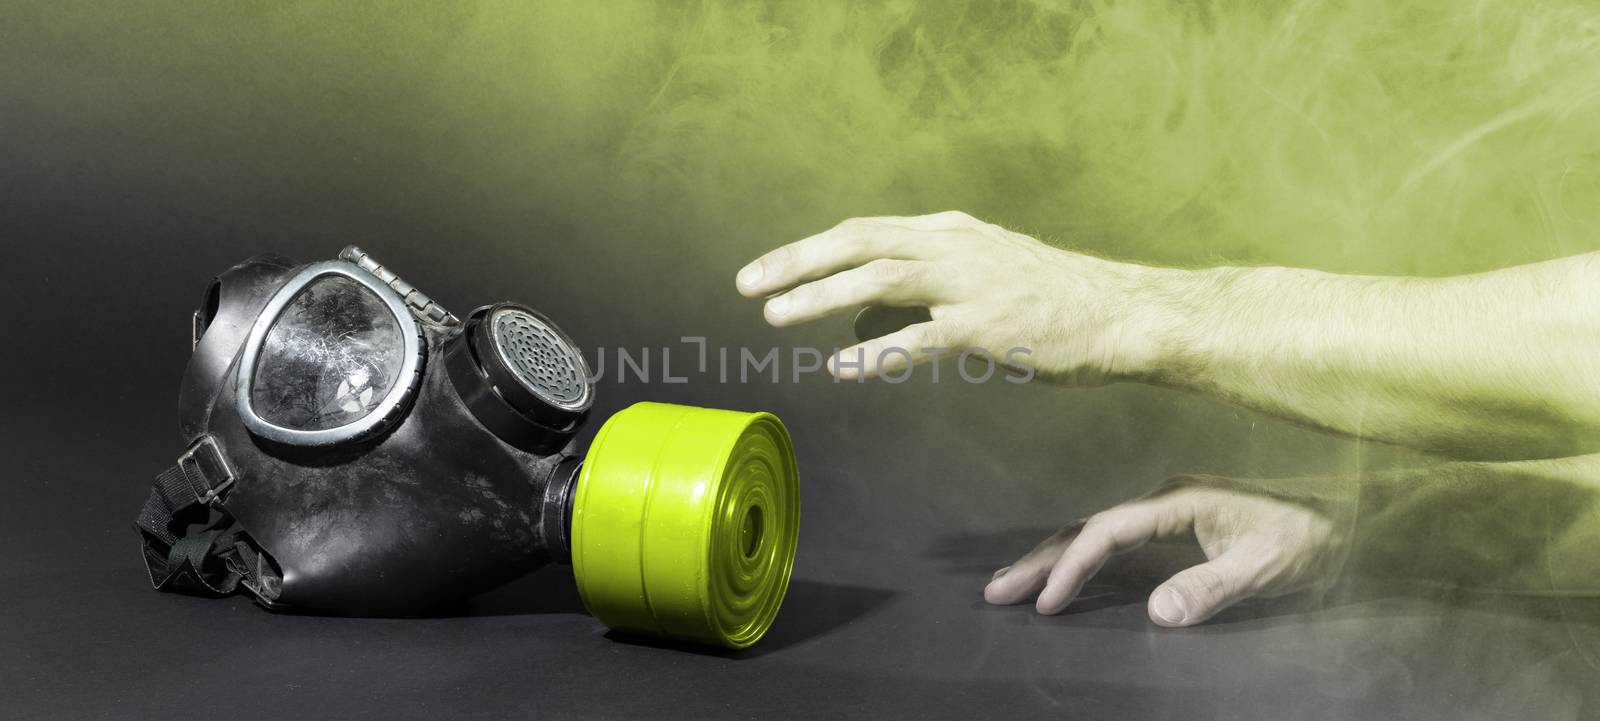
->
[235,260,425,447]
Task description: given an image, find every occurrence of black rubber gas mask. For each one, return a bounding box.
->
[136,247,800,649]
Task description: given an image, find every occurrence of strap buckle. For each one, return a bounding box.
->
[177,436,236,505]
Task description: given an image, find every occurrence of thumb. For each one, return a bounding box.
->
[1147,552,1260,628]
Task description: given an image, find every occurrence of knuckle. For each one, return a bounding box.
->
[1161,474,1207,489]
[1162,474,1199,486]
[792,280,825,307]
[1029,531,1069,556]
[1150,475,1201,499]
[884,224,921,248]
[862,258,910,284]
[768,244,799,271]
[1186,567,1234,601]
[907,322,944,349]
[834,217,871,239]
[1155,474,1227,499]
[898,260,928,287]
[1082,512,1122,538]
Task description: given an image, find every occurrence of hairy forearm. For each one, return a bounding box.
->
[1121,253,1600,459]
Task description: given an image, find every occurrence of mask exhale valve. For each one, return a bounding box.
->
[445,302,593,454]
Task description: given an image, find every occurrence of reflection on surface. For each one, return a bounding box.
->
[603,580,898,658]
[458,565,897,657]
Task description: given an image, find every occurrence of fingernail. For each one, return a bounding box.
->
[991,566,1011,580]
[767,294,791,317]
[737,262,765,288]
[1152,589,1188,625]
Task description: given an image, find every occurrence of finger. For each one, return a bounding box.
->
[1035,500,1191,615]
[1147,550,1262,627]
[984,526,1079,605]
[984,563,1048,606]
[872,210,981,230]
[764,259,943,327]
[736,217,955,297]
[826,321,963,380]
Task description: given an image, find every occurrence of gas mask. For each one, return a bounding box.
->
[135,247,800,649]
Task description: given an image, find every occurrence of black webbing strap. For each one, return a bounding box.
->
[137,464,200,547]
[135,437,245,596]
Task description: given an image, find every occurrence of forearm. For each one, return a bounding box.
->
[1342,454,1600,594]
[1122,253,1600,459]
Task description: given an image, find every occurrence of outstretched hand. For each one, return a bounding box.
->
[736,212,1173,385]
[983,475,1348,627]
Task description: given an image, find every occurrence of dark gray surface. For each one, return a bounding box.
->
[3,4,1598,718]
[6,378,1600,720]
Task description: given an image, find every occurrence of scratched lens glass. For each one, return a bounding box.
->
[250,275,404,431]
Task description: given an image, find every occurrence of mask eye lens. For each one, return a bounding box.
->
[249,274,406,432]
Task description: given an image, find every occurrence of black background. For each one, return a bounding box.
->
[4,4,1598,720]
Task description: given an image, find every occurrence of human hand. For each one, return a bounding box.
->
[982,475,1348,627]
[735,212,1179,385]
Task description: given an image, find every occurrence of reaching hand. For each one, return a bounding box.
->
[982,475,1348,627]
[735,212,1173,385]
